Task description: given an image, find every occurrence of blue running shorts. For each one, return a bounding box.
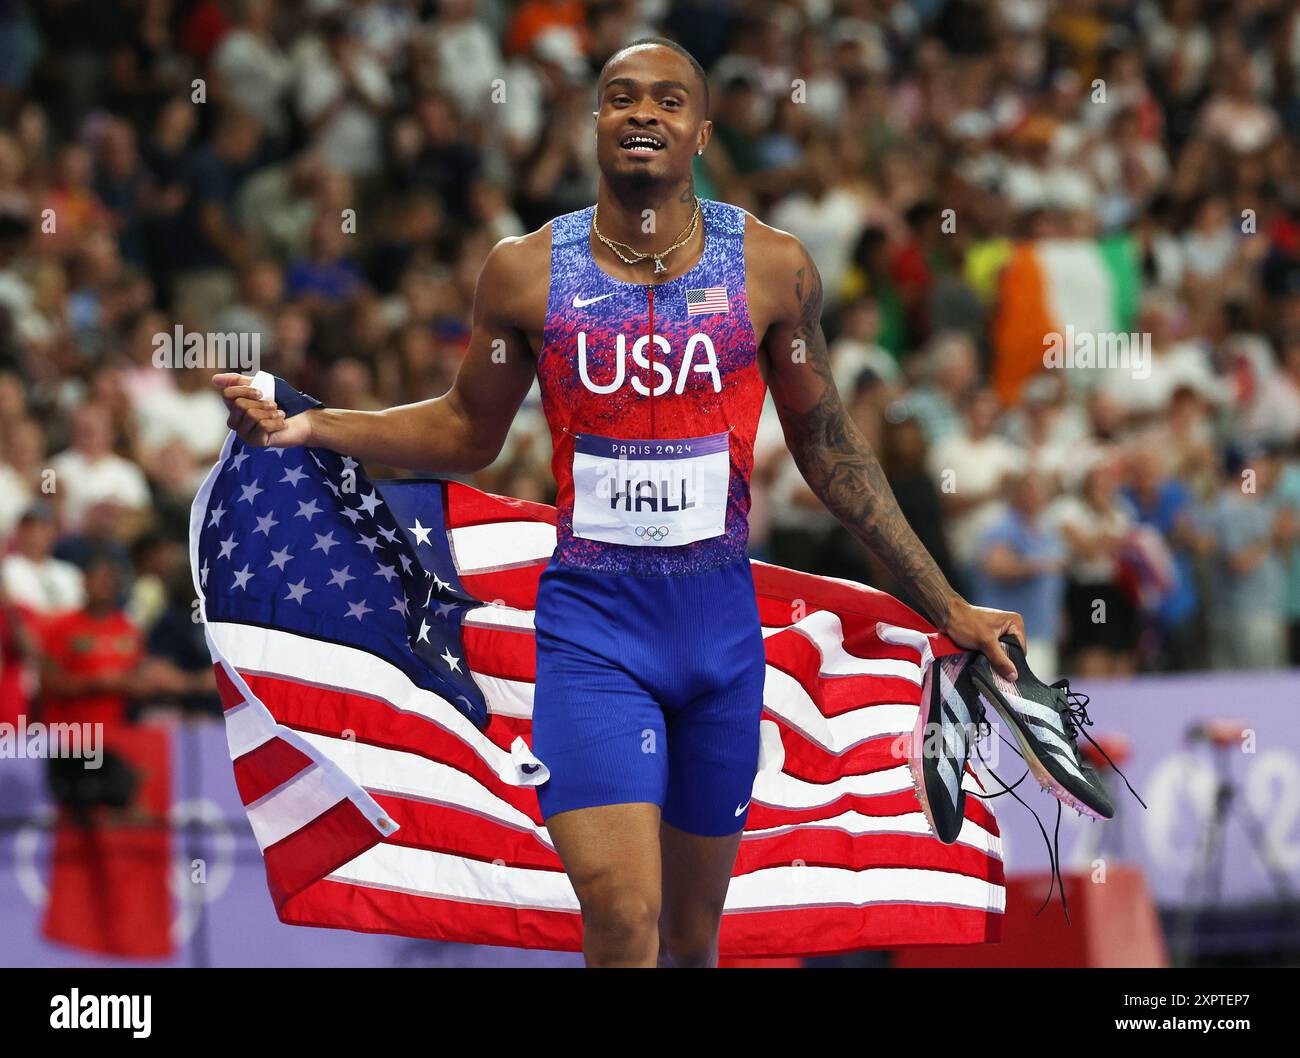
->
[531,553,768,837]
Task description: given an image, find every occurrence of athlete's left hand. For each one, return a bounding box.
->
[940,599,1026,681]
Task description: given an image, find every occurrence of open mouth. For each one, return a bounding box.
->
[619,132,665,154]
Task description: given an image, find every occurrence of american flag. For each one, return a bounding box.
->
[686,285,730,316]
[191,379,1004,957]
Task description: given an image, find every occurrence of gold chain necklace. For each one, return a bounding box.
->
[592,198,701,275]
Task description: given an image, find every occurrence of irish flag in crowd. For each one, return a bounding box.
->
[991,234,1141,405]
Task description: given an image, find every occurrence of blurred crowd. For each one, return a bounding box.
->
[3,0,1300,736]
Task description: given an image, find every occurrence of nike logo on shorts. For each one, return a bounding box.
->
[734,799,751,816]
[573,292,616,308]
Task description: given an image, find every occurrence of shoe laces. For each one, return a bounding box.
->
[971,701,992,747]
[972,728,1071,923]
[1050,679,1148,810]
[968,678,1149,924]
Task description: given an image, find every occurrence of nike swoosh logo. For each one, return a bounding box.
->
[734,800,751,816]
[573,292,616,308]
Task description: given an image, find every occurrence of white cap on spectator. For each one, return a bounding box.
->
[533,27,587,84]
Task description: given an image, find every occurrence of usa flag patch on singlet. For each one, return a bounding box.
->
[686,286,729,316]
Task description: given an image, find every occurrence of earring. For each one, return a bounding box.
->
[696,148,703,156]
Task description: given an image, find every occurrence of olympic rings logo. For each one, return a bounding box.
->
[635,525,671,541]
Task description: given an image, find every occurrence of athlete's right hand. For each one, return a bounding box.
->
[212,373,314,448]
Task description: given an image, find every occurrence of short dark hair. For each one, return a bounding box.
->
[598,36,710,115]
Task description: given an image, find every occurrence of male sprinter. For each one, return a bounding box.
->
[214,38,1025,967]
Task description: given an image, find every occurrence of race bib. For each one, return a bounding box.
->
[570,431,729,547]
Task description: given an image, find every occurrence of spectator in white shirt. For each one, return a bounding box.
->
[1,505,84,615]
[133,366,231,469]
[928,388,1025,581]
[212,0,295,141]
[0,417,44,540]
[1048,451,1139,676]
[294,14,393,178]
[769,141,866,306]
[50,404,152,535]
[423,0,505,122]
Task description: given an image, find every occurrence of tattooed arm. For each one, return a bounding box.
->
[750,222,1024,678]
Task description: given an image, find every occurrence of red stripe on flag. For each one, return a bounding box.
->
[369,794,563,870]
[459,565,546,612]
[280,876,584,951]
[232,735,316,806]
[745,787,999,833]
[445,482,557,531]
[762,630,924,715]
[772,723,913,784]
[732,827,1003,879]
[718,903,1000,958]
[215,662,244,710]
[276,876,998,956]
[462,623,537,683]
[263,797,386,909]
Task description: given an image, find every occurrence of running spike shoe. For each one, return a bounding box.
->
[909,651,988,844]
[967,636,1115,821]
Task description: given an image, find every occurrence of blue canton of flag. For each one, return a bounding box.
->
[194,380,490,729]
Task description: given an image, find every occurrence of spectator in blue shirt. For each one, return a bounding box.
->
[970,468,1066,681]
[1205,444,1298,669]
[285,212,362,307]
[1122,442,1209,670]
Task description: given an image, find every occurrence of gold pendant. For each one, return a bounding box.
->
[653,257,667,274]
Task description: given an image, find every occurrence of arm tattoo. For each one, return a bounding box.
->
[780,249,957,627]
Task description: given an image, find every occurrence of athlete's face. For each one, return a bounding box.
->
[594,47,710,187]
